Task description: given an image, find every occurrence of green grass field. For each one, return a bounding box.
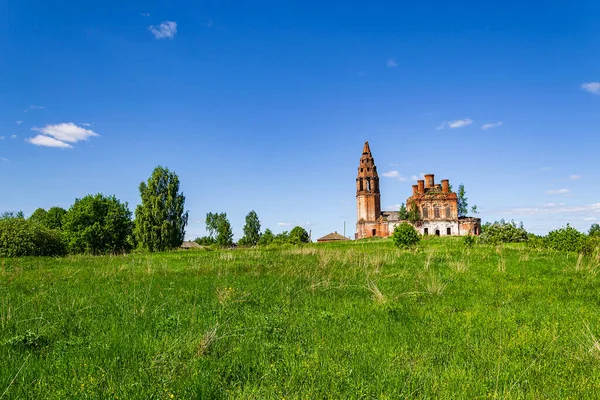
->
[1,237,600,398]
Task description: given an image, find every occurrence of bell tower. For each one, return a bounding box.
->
[356,141,381,223]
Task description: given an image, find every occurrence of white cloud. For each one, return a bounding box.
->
[149,21,177,39]
[16,120,23,125]
[410,175,419,181]
[436,122,446,130]
[546,188,571,195]
[278,222,292,227]
[10,135,17,139]
[539,166,552,172]
[0,157,8,163]
[581,82,600,94]
[569,175,582,180]
[448,118,473,129]
[26,135,73,148]
[0,136,4,140]
[80,122,94,127]
[141,12,150,17]
[481,121,502,130]
[382,170,407,181]
[300,222,315,228]
[500,202,600,217]
[32,122,98,143]
[24,105,45,112]
[584,217,597,221]
[387,58,397,68]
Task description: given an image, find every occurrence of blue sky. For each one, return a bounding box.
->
[1,0,599,239]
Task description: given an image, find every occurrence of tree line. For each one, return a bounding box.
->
[0,166,311,258]
[0,166,188,257]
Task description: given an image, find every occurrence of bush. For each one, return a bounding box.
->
[0,218,67,257]
[479,220,528,245]
[392,223,420,249]
[194,236,216,246]
[463,234,476,247]
[545,225,593,254]
[257,229,274,246]
[63,194,133,255]
[289,226,310,244]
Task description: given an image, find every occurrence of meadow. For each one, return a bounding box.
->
[1,237,600,399]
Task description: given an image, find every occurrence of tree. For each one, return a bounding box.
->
[1,211,24,220]
[63,194,133,255]
[470,205,478,215]
[257,229,274,246]
[0,218,66,257]
[45,207,67,230]
[239,210,261,246]
[589,223,600,237]
[205,212,233,247]
[134,166,189,252]
[289,226,310,244]
[408,202,421,223]
[457,184,468,217]
[29,208,48,225]
[398,203,409,220]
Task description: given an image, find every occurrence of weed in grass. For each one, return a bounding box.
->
[197,323,220,357]
[367,280,387,304]
[424,273,447,296]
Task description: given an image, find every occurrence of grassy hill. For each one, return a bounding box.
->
[1,237,599,398]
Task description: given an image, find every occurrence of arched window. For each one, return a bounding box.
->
[434,207,440,219]
[445,206,451,218]
[359,179,363,191]
[422,206,429,219]
[366,179,371,191]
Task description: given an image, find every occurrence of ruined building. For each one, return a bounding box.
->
[355,142,481,239]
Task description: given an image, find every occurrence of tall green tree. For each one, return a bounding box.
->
[46,207,67,230]
[257,229,274,246]
[1,211,24,220]
[398,203,409,220]
[408,202,421,223]
[239,210,261,246]
[589,223,600,237]
[63,194,133,255]
[205,212,233,247]
[134,166,189,252]
[457,184,468,217]
[29,208,48,225]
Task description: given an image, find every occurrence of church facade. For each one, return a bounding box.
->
[355,141,481,239]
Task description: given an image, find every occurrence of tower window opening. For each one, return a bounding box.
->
[360,168,363,172]
[366,180,371,191]
[359,179,363,191]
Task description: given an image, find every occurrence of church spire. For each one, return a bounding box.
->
[362,141,371,156]
[356,141,381,224]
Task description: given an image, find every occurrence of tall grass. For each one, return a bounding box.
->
[1,237,600,398]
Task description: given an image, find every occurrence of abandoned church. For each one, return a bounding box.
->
[355,141,481,239]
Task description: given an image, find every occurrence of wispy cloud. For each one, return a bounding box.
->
[141,12,150,17]
[569,175,582,180]
[410,175,419,181]
[0,136,4,140]
[0,157,8,163]
[546,188,571,195]
[448,118,473,128]
[10,135,17,139]
[80,122,94,127]
[382,170,407,181]
[26,135,73,148]
[387,58,398,68]
[27,122,99,148]
[539,166,552,172]
[437,118,473,129]
[581,82,600,94]
[500,202,600,217]
[584,217,597,221]
[278,222,292,227]
[24,105,45,112]
[149,21,177,39]
[481,121,502,130]
[16,120,23,125]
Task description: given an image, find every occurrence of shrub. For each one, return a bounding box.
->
[257,229,274,246]
[194,236,216,246]
[392,223,420,249]
[463,234,476,247]
[545,225,593,254]
[63,194,133,255]
[289,226,310,244]
[479,219,528,245]
[0,218,67,257]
